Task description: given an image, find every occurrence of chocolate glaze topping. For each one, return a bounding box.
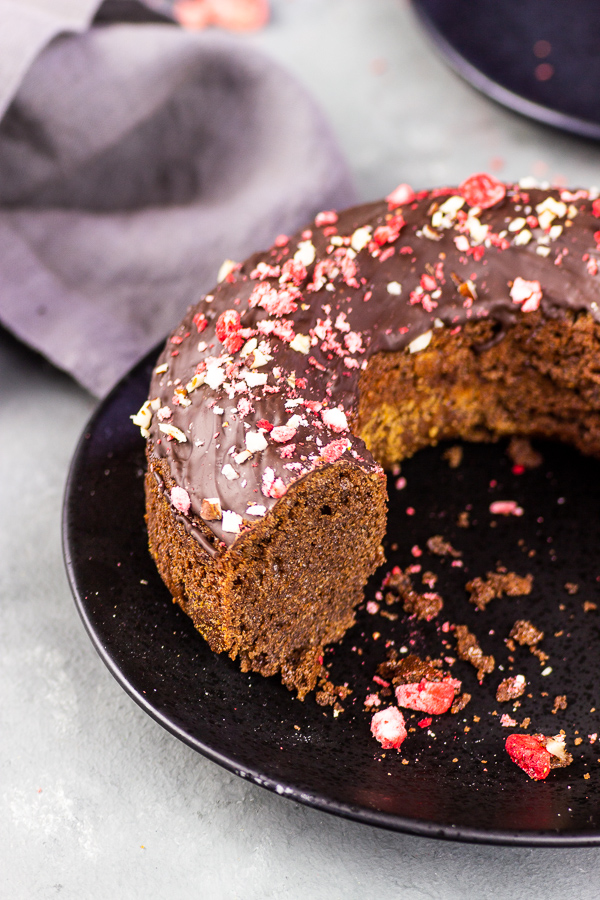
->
[140,177,600,547]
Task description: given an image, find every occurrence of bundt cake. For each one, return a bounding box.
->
[133,174,600,697]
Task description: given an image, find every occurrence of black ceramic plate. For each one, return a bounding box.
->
[63,348,600,845]
[412,0,600,141]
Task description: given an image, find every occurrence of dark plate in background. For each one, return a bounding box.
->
[63,348,600,845]
[412,0,600,141]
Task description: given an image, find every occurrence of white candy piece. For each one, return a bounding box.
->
[294,240,316,267]
[217,259,238,282]
[408,330,432,354]
[246,505,266,517]
[351,226,372,252]
[245,431,268,454]
[290,333,310,354]
[158,423,187,442]
[221,510,242,533]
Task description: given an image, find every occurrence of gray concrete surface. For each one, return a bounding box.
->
[3,0,600,896]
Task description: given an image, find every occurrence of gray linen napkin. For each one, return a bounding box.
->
[0,0,355,396]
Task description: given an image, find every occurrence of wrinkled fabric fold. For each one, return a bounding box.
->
[0,1,355,395]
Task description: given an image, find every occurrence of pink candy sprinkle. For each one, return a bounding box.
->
[270,425,297,443]
[386,183,415,207]
[315,210,339,227]
[489,500,524,516]
[370,707,407,750]
[510,277,543,313]
[321,407,348,433]
[395,679,456,715]
[170,486,191,515]
[364,693,381,709]
[320,438,349,463]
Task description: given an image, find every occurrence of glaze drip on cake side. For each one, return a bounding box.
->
[140,176,600,546]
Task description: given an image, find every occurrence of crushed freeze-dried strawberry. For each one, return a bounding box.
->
[510,277,542,312]
[192,313,208,334]
[418,717,433,729]
[256,419,273,431]
[394,679,456,715]
[489,500,523,516]
[364,693,381,709]
[315,210,339,227]
[249,282,299,316]
[372,214,405,247]
[459,173,506,209]
[216,309,244,353]
[256,318,296,343]
[270,425,297,443]
[370,707,407,750]
[321,407,348,433]
[320,438,349,463]
[280,258,308,286]
[174,0,269,31]
[386,183,415,207]
[505,734,552,781]
[170,486,191,515]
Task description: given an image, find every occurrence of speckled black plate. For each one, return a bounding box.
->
[63,347,600,845]
[412,0,600,141]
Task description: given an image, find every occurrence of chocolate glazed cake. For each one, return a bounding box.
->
[134,174,600,698]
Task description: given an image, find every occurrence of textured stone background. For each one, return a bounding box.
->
[3,1,600,896]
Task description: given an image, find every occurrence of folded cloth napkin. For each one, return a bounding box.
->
[0,0,355,396]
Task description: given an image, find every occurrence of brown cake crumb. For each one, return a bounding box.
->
[443,445,463,468]
[552,695,568,714]
[385,567,443,621]
[455,625,495,680]
[457,510,470,528]
[426,535,462,558]
[583,601,598,613]
[450,693,471,714]
[466,569,533,610]
[377,653,443,685]
[510,619,544,646]
[533,733,573,769]
[421,571,438,588]
[564,582,579,595]
[507,436,543,469]
[496,674,526,702]
[315,678,352,708]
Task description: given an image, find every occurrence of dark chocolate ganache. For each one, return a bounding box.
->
[134,176,600,547]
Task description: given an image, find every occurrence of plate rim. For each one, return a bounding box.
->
[62,347,600,847]
[411,0,600,142]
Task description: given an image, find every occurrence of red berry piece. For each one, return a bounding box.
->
[459,173,506,209]
[216,309,244,353]
[505,734,552,781]
[394,679,455,715]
